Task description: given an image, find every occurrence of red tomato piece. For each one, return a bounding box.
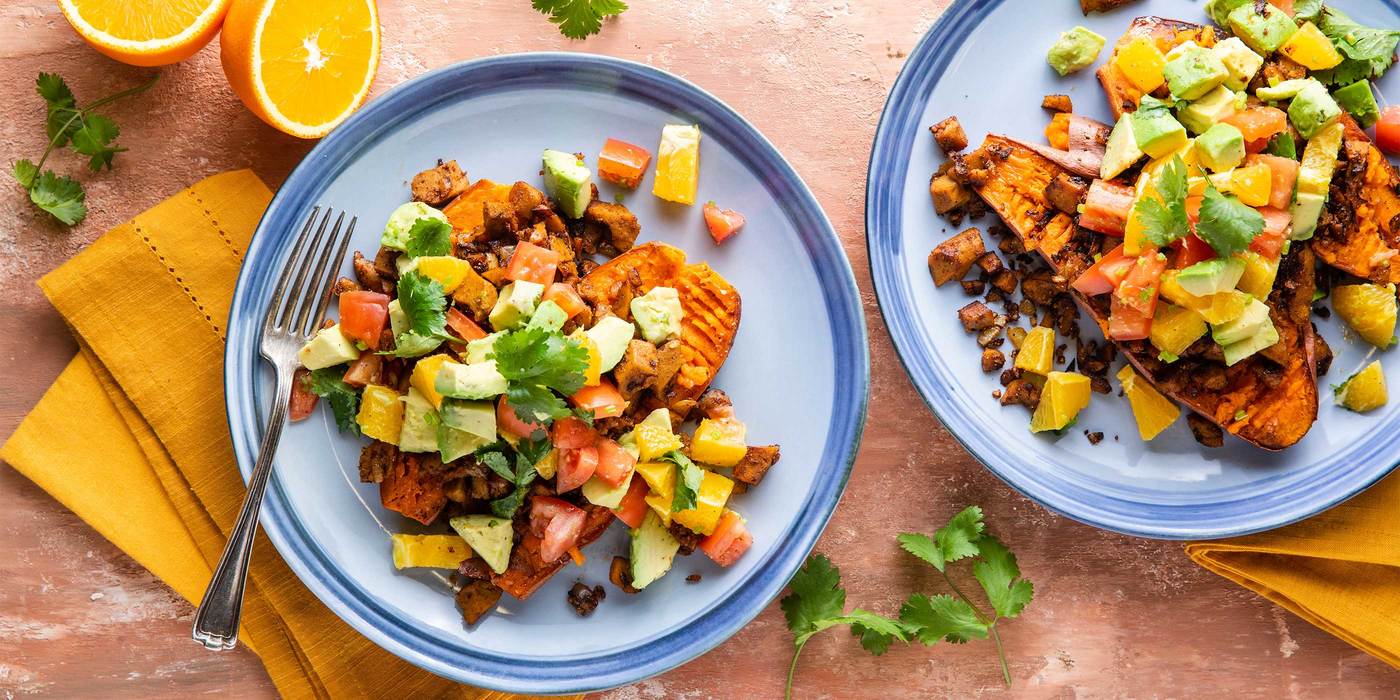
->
[338,291,389,349]
[552,416,599,449]
[289,368,318,421]
[1223,107,1288,144]
[1108,295,1153,340]
[542,283,588,318]
[1171,233,1216,268]
[530,496,587,563]
[613,477,650,528]
[1071,244,1135,296]
[699,510,753,567]
[598,138,652,189]
[1113,249,1166,318]
[497,395,546,439]
[570,379,627,419]
[593,438,637,487]
[341,352,382,388]
[445,307,487,342]
[1245,154,1300,210]
[555,446,599,493]
[1267,0,1294,15]
[1251,207,1292,259]
[504,241,561,286]
[1377,106,1400,156]
[702,202,747,244]
[1079,180,1135,237]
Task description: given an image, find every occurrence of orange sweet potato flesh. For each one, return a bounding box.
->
[379,453,447,525]
[969,135,1317,450]
[442,178,512,235]
[1312,116,1400,284]
[1098,17,1218,121]
[491,504,615,600]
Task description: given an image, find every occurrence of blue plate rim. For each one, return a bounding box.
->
[224,51,869,693]
[865,0,1400,540]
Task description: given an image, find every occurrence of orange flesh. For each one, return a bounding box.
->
[257,0,376,126]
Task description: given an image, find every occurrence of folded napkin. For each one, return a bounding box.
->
[1186,472,1400,669]
[1,170,562,699]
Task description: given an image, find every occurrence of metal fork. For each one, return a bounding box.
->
[192,207,355,651]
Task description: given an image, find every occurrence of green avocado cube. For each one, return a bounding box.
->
[488,281,543,330]
[463,331,502,364]
[1227,3,1297,55]
[1100,114,1145,180]
[1333,81,1381,129]
[542,149,593,219]
[1289,81,1342,139]
[1196,123,1247,173]
[1211,297,1271,346]
[1212,37,1264,91]
[1176,257,1246,296]
[1205,0,1252,27]
[381,202,448,252]
[435,360,508,400]
[1222,320,1280,366]
[630,286,683,344]
[1178,85,1239,135]
[397,388,439,453]
[1290,190,1327,241]
[1163,43,1230,100]
[1130,97,1189,159]
[583,315,637,372]
[1046,26,1106,76]
[439,398,496,441]
[449,515,514,575]
[526,299,569,333]
[437,423,490,463]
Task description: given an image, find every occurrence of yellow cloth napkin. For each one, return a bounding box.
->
[1186,472,1400,670]
[1,170,564,699]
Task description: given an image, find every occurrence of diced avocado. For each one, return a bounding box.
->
[438,422,490,463]
[1130,97,1189,159]
[1212,37,1264,91]
[464,331,502,364]
[1255,78,1311,102]
[439,398,496,441]
[630,510,681,590]
[388,299,407,337]
[1163,43,1230,101]
[542,149,592,219]
[526,299,568,333]
[1296,122,1345,196]
[1046,26,1105,76]
[1211,297,1271,346]
[638,406,672,433]
[1227,3,1297,55]
[1178,86,1239,135]
[630,286,683,344]
[1177,257,1246,296]
[583,469,635,509]
[1100,115,1145,180]
[1290,190,1328,241]
[298,324,361,369]
[584,315,636,372]
[381,202,448,251]
[1205,0,1252,27]
[435,360,508,400]
[1288,81,1342,140]
[386,299,445,357]
[488,281,544,330]
[398,388,439,453]
[1222,320,1280,366]
[1195,123,1247,173]
[448,514,514,575]
[1333,82,1381,129]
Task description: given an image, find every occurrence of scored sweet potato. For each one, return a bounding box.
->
[443,178,512,236]
[1098,17,1217,121]
[379,452,447,525]
[577,241,687,317]
[968,135,1317,450]
[1313,116,1400,284]
[491,503,615,600]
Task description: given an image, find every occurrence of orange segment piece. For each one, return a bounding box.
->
[59,0,230,66]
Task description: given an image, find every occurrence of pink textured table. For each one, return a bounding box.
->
[1,1,1396,696]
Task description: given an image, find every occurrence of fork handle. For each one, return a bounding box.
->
[192,368,294,650]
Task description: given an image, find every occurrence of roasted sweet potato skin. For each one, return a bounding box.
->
[490,503,614,600]
[968,135,1317,450]
[1097,17,1217,120]
[379,452,447,525]
[1313,116,1400,284]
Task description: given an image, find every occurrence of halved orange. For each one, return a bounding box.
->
[220,0,380,139]
[58,0,231,67]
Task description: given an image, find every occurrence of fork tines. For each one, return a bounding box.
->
[264,207,357,339]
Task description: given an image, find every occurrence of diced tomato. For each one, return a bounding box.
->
[530,496,587,563]
[504,241,561,286]
[1045,112,1071,151]
[341,352,382,388]
[1079,180,1135,237]
[338,291,389,349]
[1072,244,1135,295]
[445,307,487,343]
[570,379,627,419]
[289,368,318,421]
[552,416,598,449]
[593,438,637,487]
[1251,207,1292,259]
[613,477,650,528]
[555,446,599,493]
[1267,0,1293,15]
[1245,154,1299,210]
[1172,233,1216,268]
[542,283,588,318]
[598,138,652,189]
[699,510,753,567]
[1223,107,1288,144]
[497,395,545,439]
[1109,294,1154,340]
[702,202,746,244]
[1110,250,1167,340]
[1377,106,1400,156]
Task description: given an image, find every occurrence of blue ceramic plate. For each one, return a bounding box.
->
[868,0,1400,539]
[225,54,866,693]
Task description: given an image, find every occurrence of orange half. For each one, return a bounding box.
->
[59,0,231,66]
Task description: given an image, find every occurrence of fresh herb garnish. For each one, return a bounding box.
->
[11,73,157,225]
[660,450,703,512]
[1266,132,1297,160]
[490,327,589,426]
[1293,0,1324,22]
[1133,156,1190,247]
[531,0,628,39]
[306,367,361,434]
[475,435,549,518]
[1313,7,1400,85]
[404,217,453,258]
[379,332,442,358]
[1194,184,1264,258]
[396,271,449,338]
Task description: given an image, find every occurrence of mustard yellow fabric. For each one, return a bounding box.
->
[1,170,563,700]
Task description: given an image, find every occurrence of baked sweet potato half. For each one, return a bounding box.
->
[490,503,615,600]
[967,135,1317,449]
[1313,116,1400,284]
[1097,17,1218,121]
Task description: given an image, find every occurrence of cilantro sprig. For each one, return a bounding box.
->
[11,73,157,225]
[1313,7,1400,86]
[1133,156,1190,247]
[490,326,589,426]
[404,217,453,258]
[1195,184,1264,257]
[475,435,549,518]
[660,450,702,512]
[531,0,628,39]
[306,367,361,434]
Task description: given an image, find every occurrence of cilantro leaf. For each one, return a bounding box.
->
[1314,8,1400,85]
[1133,156,1190,247]
[845,610,909,656]
[36,72,74,107]
[971,536,1035,619]
[506,383,573,424]
[662,450,703,512]
[38,73,80,145]
[28,170,87,225]
[1293,0,1323,22]
[515,434,553,465]
[492,328,590,395]
[396,271,449,338]
[404,217,453,258]
[897,504,985,572]
[1195,184,1264,257]
[899,593,989,644]
[781,554,847,637]
[12,159,38,189]
[473,439,542,518]
[71,114,123,171]
[306,367,361,434]
[477,450,515,481]
[531,0,628,39]
[379,332,442,358]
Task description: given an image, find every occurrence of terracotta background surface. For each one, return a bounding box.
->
[1,0,1397,697]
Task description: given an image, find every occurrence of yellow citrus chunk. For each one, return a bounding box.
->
[1116,364,1180,440]
[653,124,700,204]
[577,335,603,386]
[1029,371,1091,433]
[1014,326,1055,375]
[59,0,230,66]
[1149,303,1208,359]
[671,471,735,535]
[413,257,474,293]
[1226,163,1273,207]
[1279,21,1344,71]
[1114,37,1168,93]
[635,461,676,526]
[1336,360,1387,413]
[410,354,459,409]
[1333,283,1398,348]
[220,0,380,138]
[356,384,404,443]
[1234,251,1279,299]
[390,533,472,570]
[690,418,747,467]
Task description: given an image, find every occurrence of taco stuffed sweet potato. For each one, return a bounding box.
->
[1312,116,1400,284]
